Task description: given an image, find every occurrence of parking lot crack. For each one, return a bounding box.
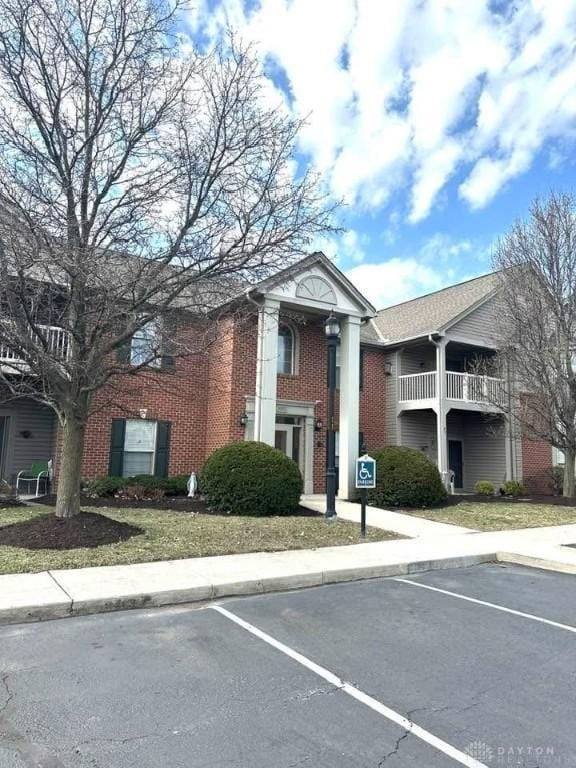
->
[0,673,14,717]
[291,684,340,702]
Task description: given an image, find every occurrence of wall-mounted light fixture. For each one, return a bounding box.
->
[239,412,248,428]
[314,417,323,432]
[139,408,148,419]
[384,360,393,376]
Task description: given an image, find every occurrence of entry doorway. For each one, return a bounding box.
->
[448,439,464,489]
[274,417,303,476]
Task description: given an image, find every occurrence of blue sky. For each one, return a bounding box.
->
[187,0,576,308]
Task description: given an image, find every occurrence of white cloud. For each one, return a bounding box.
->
[345,259,444,308]
[189,1,576,221]
[344,232,478,307]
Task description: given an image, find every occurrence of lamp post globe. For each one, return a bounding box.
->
[325,314,340,520]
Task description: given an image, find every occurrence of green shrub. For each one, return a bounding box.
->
[549,465,565,495]
[501,480,525,497]
[83,476,125,498]
[367,446,448,509]
[200,441,303,516]
[474,480,495,496]
[83,474,189,498]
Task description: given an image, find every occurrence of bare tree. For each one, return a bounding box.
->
[0,0,336,518]
[490,191,576,497]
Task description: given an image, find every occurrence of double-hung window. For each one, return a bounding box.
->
[130,320,160,367]
[122,420,157,476]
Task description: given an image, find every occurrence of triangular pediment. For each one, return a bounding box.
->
[254,252,375,318]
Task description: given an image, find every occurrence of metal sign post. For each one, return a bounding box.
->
[355,454,376,540]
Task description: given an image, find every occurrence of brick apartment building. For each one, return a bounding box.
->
[0,252,553,497]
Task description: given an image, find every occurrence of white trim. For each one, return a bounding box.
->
[211,605,489,768]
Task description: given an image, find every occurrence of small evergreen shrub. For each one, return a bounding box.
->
[367,446,448,509]
[83,474,189,498]
[500,480,525,497]
[83,476,125,497]
[474,480,495,496]
[549,465,565,495]
[200,441,303,516]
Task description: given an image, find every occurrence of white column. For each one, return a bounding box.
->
[303,415,315,495]
[254,298,279,446]
[435,338,450,488]
[338,316,361,500]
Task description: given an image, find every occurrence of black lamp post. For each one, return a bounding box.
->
[325,313,340,520]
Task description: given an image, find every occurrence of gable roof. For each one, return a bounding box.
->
[372,271,501,345]
[249,250,377,317]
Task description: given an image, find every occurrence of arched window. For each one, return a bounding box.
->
[277,324,295,375]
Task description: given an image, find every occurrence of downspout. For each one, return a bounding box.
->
[506,357,516,481]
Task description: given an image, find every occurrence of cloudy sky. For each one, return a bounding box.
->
[188,0,576,308]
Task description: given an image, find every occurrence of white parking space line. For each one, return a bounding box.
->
[211,604,488,768]
[394,578,576,633]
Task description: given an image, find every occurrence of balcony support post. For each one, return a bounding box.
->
[431,335,450,489]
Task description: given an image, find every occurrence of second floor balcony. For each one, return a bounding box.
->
[0,325,71,373]
[399,370,505,411]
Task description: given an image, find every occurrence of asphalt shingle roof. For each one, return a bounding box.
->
[372,271,501,344]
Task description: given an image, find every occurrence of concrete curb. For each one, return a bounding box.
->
[0,551,497,626]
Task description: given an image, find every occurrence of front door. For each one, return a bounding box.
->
[448,440,463,489]
[274,424,294,459]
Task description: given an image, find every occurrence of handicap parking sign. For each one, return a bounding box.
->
[355,455,376,489]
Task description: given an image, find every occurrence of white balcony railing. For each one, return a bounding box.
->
[446,371,505,406]
[399,370,505,407]
[399,371,437,401]
[0,325,71,370]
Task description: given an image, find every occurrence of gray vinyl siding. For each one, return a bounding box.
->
[399,410,436,463]
[400,344,436,374]
[447,297,501,347]
[460,413,507,492]
[384,351,399,445]
[0,400,56,482]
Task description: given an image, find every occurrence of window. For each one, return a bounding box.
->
[130,320,160,367]
[333,347,363,390]
[123,420,157,476]
[277,324,295,375]
[109,418,171,477]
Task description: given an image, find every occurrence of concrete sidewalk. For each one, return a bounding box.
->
[2,521,576,625]
[301,494,475,536]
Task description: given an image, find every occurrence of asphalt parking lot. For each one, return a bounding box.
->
[0,563,575,767]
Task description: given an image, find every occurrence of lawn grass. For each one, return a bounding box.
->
[0,506,398,575]
[404,501,576,531]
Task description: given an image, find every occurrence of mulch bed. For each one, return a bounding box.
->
[30,495,321,517]
[0,498,26,509]
[0,511,143,550]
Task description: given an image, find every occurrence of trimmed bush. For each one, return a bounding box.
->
[367,446,448,509]
[200,441,303,516]
[500,480,525,497]
[83,474,190,498]
[549,465,565,495]
[474,480,495,496]
[83,476,125,498]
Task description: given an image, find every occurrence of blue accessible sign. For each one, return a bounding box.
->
[355,454,376,489]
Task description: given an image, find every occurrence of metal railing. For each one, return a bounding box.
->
[399,370,504,406]
[0,325,71,369]
[399,371,436,401]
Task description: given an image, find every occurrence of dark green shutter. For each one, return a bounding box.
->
[116,341,131,364]
[154,421,171,477]
[108,419,126,476]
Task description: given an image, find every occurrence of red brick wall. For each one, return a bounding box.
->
[521,435,553,494]
[53,311,389,493]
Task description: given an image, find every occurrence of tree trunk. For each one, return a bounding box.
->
[55,414,87,518]
[563,448,576,498]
